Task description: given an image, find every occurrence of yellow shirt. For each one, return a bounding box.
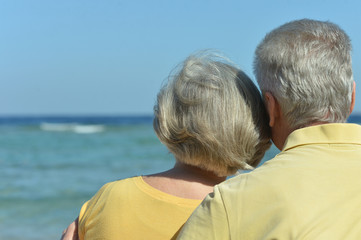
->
[178,123,361,240]
[79,176,201,240]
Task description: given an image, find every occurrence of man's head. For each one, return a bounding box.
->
[254,19,355,148]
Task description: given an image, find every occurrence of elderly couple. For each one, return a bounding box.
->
[62,19,361,240]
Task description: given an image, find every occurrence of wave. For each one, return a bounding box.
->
[0,115,154,126]
[39,123,105,134]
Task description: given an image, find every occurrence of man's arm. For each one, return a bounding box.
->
[177,185,230,240]
[60,218,79,240]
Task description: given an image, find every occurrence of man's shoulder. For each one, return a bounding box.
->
[217,156,298,198]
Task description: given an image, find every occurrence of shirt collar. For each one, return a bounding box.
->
[282,123,361,152]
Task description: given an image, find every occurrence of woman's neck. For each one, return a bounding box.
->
[165,162,226,185]
[143,162,227,199]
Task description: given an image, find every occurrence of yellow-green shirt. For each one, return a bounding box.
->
[178,123,361,240]
[79,176,201,240]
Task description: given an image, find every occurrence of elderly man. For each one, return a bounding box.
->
[177,19,361,239]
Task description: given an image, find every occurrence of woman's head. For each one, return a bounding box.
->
[154,51,271,176]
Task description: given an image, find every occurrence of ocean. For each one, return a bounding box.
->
[0,115,360,240]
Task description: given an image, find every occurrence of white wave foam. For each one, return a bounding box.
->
[72,125,105,134]
[40,123,105,134]
[40,123,76,132]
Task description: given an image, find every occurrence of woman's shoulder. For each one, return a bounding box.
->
[99,176,141,194]
[81,176,142,213]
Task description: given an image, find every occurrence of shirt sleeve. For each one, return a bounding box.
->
[177,185,230,240]
[78,200,89,240]
[78,182,112,240]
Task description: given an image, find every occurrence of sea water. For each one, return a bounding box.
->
[0,115,360,240]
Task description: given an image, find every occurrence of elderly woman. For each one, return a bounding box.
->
[61,51,271,240]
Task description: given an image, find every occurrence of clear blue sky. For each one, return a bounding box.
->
[1,0,360,115]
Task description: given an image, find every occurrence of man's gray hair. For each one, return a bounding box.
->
[254,19,354,129]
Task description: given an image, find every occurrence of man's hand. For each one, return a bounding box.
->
[60,217,79,240]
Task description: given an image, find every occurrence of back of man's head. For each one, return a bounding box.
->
[254,19,354,130]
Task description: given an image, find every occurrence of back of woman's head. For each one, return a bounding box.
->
[154,51,271,176]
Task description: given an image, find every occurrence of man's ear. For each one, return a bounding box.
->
[350,81,356,114]
[264,92,278,127]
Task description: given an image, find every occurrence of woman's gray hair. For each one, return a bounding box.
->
[154,51,271,176]
[254,19,354,129]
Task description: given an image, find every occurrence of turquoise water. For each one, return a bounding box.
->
[0,119,176,240]
[1,115,359,240]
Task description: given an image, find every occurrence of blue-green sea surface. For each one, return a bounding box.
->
[0,118,177,240]
[5,114,359,239]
